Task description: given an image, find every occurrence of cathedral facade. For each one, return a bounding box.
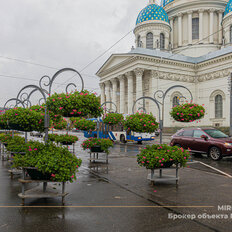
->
[97,0,232,127]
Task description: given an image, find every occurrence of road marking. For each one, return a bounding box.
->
[188,161,232,178]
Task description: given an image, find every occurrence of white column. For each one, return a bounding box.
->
[126,72,134,114]
[209,9,214,43]
[199,10,204,43]
[135,68,144,111]
[170,17,174,47]
[218,10,223,44]
[105,81,111,110]
[150,70,158,116]
[178,13,183,47]
[119,75,125,114]
[111,78,117,106]
[100,83,105,105]
[188,11,193,44]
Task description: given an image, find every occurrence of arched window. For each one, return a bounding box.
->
[160,33,165,49]
[230,26,232,44]
[192,18,199,40]
[137,35,141,47]
[146,33,153,49]
[172,96,179,108]
[215,95,223,118]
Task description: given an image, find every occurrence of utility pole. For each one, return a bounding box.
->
[229,73,232,136]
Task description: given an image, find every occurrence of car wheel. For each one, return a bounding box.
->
[120,135,126,143]
[209,147,222,161]
[137,141,142,145]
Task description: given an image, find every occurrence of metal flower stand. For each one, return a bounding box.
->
[147,165,180,187]
[18,168,68,206]
[8,152,24,179]
[89,151,109,164]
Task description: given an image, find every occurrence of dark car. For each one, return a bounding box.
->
[170,128,232,161]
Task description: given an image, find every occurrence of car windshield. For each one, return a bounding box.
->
[203,129,228,138]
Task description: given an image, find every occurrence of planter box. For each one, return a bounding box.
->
[25,168,51,181]
[61,142,73,146]
[90,146,104,153]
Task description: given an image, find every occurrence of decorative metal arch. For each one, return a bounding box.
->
[101,101,118,113]
[4,98,26,109]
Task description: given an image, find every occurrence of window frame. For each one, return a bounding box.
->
[215,94,223,119]
[192,18,199,40]
[146,32,153,50]
[160,33,165,50]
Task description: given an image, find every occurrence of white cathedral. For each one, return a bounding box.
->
[97,0,232,128]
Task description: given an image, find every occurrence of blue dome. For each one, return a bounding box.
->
[224,0,232,17]
[162,0,174,7]
[136,4,169,25]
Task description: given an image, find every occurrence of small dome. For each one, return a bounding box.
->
[162,0,174,7]
[136,4,169,25]
[224,0,232,17]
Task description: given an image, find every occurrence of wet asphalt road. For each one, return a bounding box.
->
[0,132,231,232]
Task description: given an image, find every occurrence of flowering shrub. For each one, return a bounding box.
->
[170,103,205,122]
[46,90,103,118]
[13,142,82,182]
[124,113,159,133]
[0,134,14,144]
[137,144,190,169]
[4,108,45,132]
[81,138,114,154]
[54,134,79,144]
[52,118,68,130]
[48,134,59,142]
[103,113,124,125]
[0,114,8,130]
[72,118,96,131]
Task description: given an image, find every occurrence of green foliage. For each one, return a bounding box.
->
[103,113,124,125]
[72,118,96,131]
[7,138,37,153]
[137,144,190,169]
[0,134,14,144]
[13,142,82,182]
[52,118,68,130]
[4,108,45,132]
[46,90,103,118]
[170,103,205,123]
[81,138,114,154]
[0,114,8,130]
[124,113,159,133]
[48,134,59,142]
[54,134,79,144]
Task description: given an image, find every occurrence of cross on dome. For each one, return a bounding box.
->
[149,0,157,4]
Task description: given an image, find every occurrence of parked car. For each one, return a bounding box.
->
[170,127,232,161]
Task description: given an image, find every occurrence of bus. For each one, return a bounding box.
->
[82,118,158,144]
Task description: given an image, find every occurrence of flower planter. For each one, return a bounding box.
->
[158,161,174,169]
[61,142,73,146]
[25,168,51,181]
[90,146,104,153]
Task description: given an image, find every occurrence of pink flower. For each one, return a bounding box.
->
[15,114,18,116]
[161,164,164,166]
[144,124,146,127]
[34,148,38,151]
[52,99,55,102]
[80,93,84,96]
[71,175,74,178]
[177,113,180,115]
[51,174,55,177]
[143,156,146,159]
[59,107,63,110]
[162,158,164,161]
[159,160,162,163]
[184,157,187,159]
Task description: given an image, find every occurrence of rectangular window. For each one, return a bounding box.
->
[183,130,193,137]
[192,18,199,40]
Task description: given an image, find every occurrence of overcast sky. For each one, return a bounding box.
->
[0,0,161,106]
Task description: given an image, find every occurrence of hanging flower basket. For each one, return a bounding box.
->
[72,118,96,131]
[103,113,124,125]
[124,113,159,133]
[137,144,190,169]
[52,118,68,130]
[81,138,114,154]
[4,108,46,132]
[54,134,79,145]
[170,103,205,123]
[0,114,8,130]
[46,90,103,118]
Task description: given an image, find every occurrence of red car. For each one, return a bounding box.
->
[170,128,232,161]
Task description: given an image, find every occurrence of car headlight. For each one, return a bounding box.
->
[138,137,142,140]
[224,143,232,147]
[151,136,155,139]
